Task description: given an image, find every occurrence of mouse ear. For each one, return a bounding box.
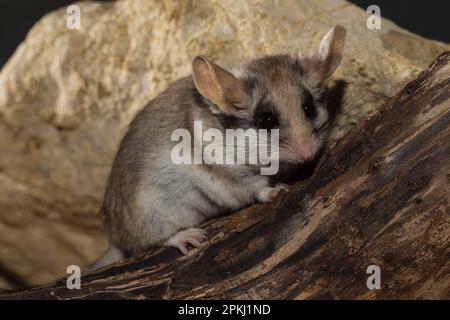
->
[192,56,245,113]
[305,24,346,82]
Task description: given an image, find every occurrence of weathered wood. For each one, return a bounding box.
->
[1,53,449,300]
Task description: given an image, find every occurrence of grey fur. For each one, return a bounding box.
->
[92,25,346,269]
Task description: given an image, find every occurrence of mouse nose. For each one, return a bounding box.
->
[292,139,314,161]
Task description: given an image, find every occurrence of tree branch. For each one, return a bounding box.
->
[1,52,449,300]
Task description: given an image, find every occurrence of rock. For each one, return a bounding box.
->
[0,0,448,286]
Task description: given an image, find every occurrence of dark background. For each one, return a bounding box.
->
[0,0,449,68]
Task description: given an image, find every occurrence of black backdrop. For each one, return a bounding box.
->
[1,0,449,68]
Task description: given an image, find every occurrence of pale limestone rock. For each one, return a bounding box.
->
[0,0,448,286]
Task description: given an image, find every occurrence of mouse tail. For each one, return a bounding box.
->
[84,243,124,273]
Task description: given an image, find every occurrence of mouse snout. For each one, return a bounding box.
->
[289,136,314,161]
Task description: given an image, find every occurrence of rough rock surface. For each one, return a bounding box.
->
[0,0,448,286]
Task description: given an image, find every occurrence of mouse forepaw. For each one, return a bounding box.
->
[165,228,207,255]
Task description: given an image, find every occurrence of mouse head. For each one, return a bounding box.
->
[192,25,346,164]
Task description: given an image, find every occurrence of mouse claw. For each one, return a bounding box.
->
[165,228,208,255]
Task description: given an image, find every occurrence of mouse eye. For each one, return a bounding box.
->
[255,109,279,130]
[302,93,317,120]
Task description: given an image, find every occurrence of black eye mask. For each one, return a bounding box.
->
[302,91,317,120]
[253,102,280,130]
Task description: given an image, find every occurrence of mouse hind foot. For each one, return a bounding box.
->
[257,183,289,202]
[165,228,208,255]
[84,244,124,272]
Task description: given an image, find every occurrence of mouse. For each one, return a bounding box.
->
[88,24,346,270]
